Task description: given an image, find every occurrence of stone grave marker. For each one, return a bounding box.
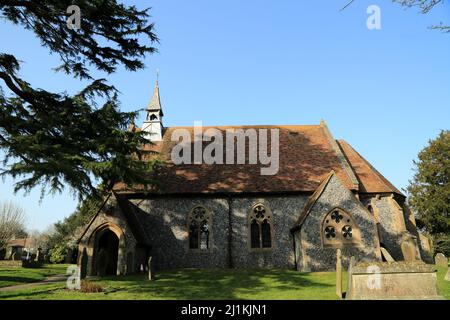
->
[336,249,342,298]
[401,241,416,262]
[380,247,395,262]
[346,261,444,300]
[148,256,155,281]
[434,253,448,268]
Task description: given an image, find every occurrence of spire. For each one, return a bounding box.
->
[142,73,164,141]
[147,79,163,115]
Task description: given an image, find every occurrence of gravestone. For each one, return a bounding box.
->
[434,253,448,268]
[380,247,395,262]
[401,241,416,262]
[80,248,88,279]
[35,248,43,262]
[419,234,432,252]
[148,256,155,281]
[418,234,434,264]
[346,261,444,300]
[336,249,342,298]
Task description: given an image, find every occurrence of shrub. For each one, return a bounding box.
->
[80,280,103,293]
[49,244,67,264]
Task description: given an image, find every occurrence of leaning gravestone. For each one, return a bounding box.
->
[380,247,395,262]
[401,241,416,262]
[35,248,43,262]
[434,253,448,268]
[346,261,444,300]
[336,249,342,299]
[148,256,155,281]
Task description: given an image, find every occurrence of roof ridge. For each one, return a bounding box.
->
[320,121,360,191]
[164,124,321,129]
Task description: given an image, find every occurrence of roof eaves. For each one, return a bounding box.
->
[76,193,112,244]
[290,170,335,233]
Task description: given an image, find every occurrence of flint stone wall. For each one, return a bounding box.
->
[296,175,381,272]
[131,195,309,270]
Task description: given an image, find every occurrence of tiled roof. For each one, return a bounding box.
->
[337,140,403,195]
[7,238,30,247]
[114,122,401,196]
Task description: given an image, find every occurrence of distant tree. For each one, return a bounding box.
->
[407,130,450,256]
[45,195,101,254]
[0,200,27,252]
[0,0,160,201]
[341,0,449,32]
[27,229,51,253]
[393,0,450,33]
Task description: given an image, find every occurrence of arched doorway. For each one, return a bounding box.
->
[96,230,119,276]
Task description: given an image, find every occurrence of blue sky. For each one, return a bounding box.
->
[0,0,449,231]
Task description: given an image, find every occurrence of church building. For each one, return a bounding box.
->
[77,81,426,277]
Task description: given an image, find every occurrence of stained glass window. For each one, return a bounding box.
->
[249,204,273,249]
[188,206,210,250]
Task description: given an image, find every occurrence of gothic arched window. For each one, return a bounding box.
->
[188,206,211,250]
[322,208,360,248]
[149,114,158,121]
[249,204,273,249]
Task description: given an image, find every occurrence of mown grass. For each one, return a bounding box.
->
[0,264,70,288]
[0,266,447,300]
[437,266,450,300]
[0,269,345,300]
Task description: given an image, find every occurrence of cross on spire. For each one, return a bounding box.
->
[146,73,163,115]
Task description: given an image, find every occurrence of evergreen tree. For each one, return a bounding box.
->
[407,130,450,255]
[0,1,160,200]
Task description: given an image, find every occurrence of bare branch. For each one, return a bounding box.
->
[340,0,356,11]
[0,200,27,250]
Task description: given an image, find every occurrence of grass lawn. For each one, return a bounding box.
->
[0,269,345,300]
[0,264,70,288]
[0,266,447,300]
[437,266,450,300]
